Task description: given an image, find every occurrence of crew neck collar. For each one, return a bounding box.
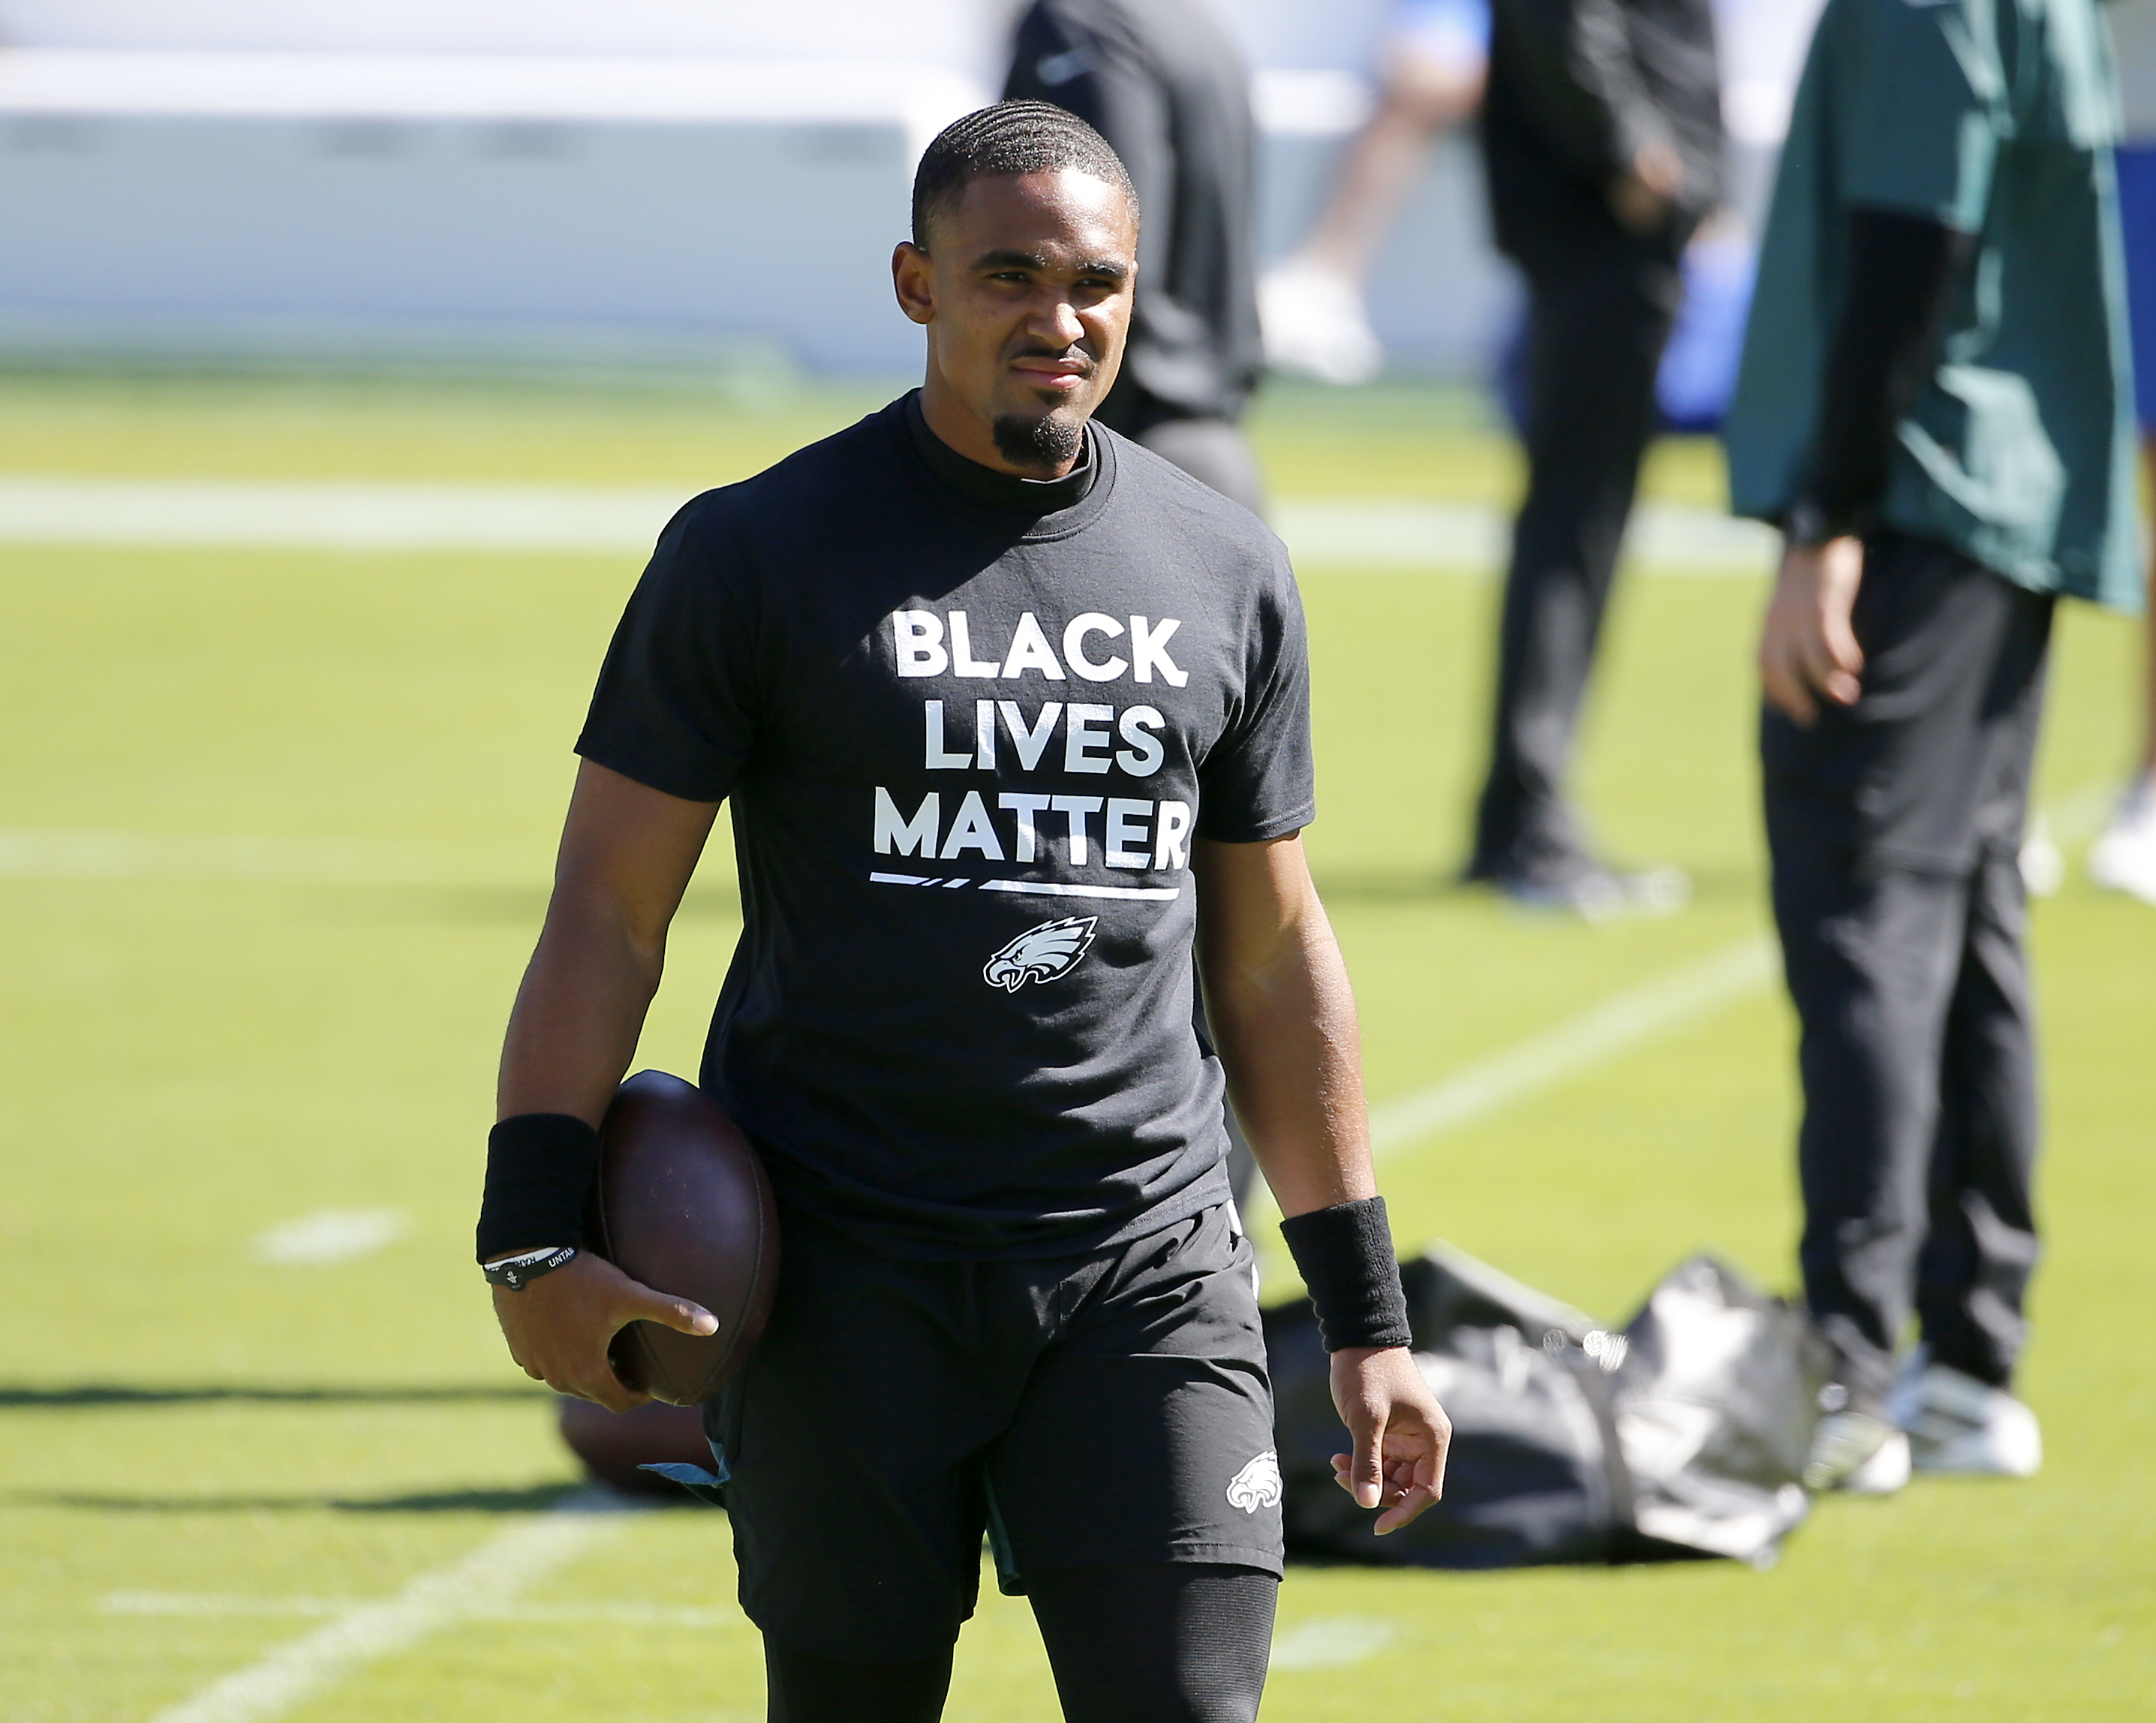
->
[900,390,1102,519]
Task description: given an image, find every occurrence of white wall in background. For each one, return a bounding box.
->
[0,0,1014,80]
[1200,0,1393,74]
[2111,0,2156,141]
[0,0,1523,377]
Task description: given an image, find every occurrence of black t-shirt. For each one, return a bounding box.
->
[576,394,1313,1259]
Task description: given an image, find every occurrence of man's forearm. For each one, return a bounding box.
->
[1199,902,1374,1217]
[497,894,667,1126]
[483,761,716,1262]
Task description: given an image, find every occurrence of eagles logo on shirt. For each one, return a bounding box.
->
[983,916,1097,992]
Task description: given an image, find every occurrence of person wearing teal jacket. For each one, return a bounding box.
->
[1725,0,2139,1493]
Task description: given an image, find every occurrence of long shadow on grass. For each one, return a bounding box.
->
[0,1383,549,1409]
[19,1483,583,1514]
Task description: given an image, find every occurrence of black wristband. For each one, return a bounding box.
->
[475,1113,603,1264]
[1278,1195,1413,1353]
[1782,497,1845,550]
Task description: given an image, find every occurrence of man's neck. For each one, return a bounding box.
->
[901,392,1094,516]
[917,375,1083,480]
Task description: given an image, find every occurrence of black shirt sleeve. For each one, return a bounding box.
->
[1195,553,1316,843]
[573,501,760,804]
[1799,204,1975,540]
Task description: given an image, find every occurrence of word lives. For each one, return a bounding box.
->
[874,607,1192,873]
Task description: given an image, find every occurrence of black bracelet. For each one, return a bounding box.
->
[482,1243,579,1289]
[1278,1195,1413,1353]
[475,1113,603,1264]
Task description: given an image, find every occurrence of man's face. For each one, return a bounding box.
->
[894,167,1137,473]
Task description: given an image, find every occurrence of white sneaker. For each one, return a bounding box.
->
[1258,261,1384,386]
[1888,1358,2042,1478]
[1803,1411,1911,1495]
[2088,777,2156,905]
[2019,813,2064,898]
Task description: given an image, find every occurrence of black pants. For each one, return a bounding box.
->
[763,1563,1276,1723]
[712,1204,1282,1663]
[1469,239,1683,874]
[1762,533,2053,1408]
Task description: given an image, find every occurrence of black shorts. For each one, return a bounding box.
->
[706,1200,1284,1661]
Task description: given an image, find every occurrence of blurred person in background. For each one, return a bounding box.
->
[2089,0,2156,904]
[1727,0,2139,1493]
[1008,0,1272,1211]
[1005,0,1267,515]
[1648,0,1830,434]
[1258,0,1491,386]
[1462,0,1721,912]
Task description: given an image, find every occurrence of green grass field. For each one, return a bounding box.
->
[2,372,2151,1722]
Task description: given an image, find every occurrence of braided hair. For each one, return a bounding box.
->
[910,100,1138,248]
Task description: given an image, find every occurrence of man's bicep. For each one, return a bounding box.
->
[555,759,721,937]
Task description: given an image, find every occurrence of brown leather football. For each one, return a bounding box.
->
[584,1069,779,1407]
[557,1397,714,1497]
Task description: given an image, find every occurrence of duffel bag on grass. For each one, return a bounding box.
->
[1265,1245,1824,1569]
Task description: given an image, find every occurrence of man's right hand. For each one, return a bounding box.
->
[1610,140,1683,234]
[1760,535,1867,726]
[492,1251,718,1412]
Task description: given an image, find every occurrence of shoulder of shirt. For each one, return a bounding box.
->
[662,404,902,546]
[1092,422,1290,572]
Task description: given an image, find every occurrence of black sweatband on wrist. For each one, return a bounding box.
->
[475,1113,603,1264]
[1278,1195,1413,1353]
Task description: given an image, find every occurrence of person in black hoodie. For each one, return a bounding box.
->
[1465,0,1721,909]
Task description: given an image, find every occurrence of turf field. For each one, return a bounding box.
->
[2,371,2151,1722]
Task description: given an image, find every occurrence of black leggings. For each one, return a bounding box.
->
[764,1562,1277,1723]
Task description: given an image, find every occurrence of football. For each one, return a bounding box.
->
[557,1397,715,1498]
[585,1069,779,1406]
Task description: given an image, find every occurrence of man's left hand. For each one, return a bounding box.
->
[1328,1346,1451,1534]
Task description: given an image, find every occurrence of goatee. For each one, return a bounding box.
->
[992,411,1084,473]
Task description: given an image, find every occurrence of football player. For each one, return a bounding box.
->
[479,102,1449,1723]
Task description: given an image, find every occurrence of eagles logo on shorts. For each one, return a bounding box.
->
[1224,1449,1283,1514]
[984,916,1098,992]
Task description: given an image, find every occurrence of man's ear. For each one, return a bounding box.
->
[892,241,936,328]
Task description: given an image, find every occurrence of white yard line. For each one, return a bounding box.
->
[1352,783,2114,1165]
[1273,498,1779,575]
[1367,935,1779,1158]
[0,474,1773,571]
[0,477,681,554]
[249,1210,407,1267]
[142,1493,633,1723]
[0,828,455,886]
[1268,1615,1400,1670]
